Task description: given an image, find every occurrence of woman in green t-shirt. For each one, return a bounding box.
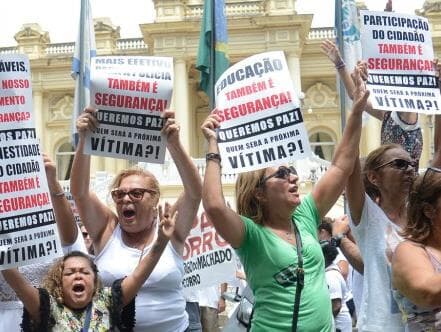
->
[200,69,369,331]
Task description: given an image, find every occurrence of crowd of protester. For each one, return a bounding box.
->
[4,1,441,331]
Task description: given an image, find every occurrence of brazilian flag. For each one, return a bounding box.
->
[196,0,229,104]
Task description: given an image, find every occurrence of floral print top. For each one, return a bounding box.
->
[21,279,135,332]
[381,111,423,169]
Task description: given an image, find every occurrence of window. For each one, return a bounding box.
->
[56,142,75,180]
[309,132,335,161]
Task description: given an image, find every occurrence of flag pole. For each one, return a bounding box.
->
[335,0,346,132]
[209,0,216,110]
[335,0,347,213]
[78,0,86,117]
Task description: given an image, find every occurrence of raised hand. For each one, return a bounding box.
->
[321,40,344,66]
[43,153,57,185]
[161,110,180,146]
[351,67,370,115]
[76,107,98,138]
[201,113,221,141]
[157,202,177,242]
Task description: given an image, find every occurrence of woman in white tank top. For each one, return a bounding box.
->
[71,108,201,331]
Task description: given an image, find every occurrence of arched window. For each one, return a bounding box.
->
[56,142,74,180]
[309,132,335,161]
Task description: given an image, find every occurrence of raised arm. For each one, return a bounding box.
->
[392,241,441,307]
[70,108,115,250]
[201,114,244,248]
[121,203,174,306]
[161,110,202,253]
[43,154,78,245]
[1,269,40,322]
[312,68,369,218]
[321,40,383,121]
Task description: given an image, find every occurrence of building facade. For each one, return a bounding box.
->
[1,0,440,207]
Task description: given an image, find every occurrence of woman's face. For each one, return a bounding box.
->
[113,174,158,234]
[62,256,96,309]
[371,148,415,194]
[259,165,300,210]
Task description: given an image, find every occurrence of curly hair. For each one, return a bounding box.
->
[403,169,441,243]
[235,168,267,225]
[41,251,101,304]
[111,167,160,204]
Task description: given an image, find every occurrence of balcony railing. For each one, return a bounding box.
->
[308,27,335,40]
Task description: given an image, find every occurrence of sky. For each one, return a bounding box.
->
[0,0,427,47]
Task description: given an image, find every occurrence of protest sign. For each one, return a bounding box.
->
[182,209,235,293]
[85,56,173,162]
[360,10,441,114]
[0,54,62,270]
[214,51,311,173]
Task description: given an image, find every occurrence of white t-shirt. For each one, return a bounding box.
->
[350,194,404,332]
[325,264,352,332]
[95,225,188,332]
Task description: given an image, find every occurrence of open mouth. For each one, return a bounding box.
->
[72,284,85,294]
[122,208,136,219]
[288,186,298,193]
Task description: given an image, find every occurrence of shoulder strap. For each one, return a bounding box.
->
[81,303,93,332]
[292,219,303,332]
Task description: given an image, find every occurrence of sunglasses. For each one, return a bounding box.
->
[111,188,156,202]
[374,158,417,171]
[259,166,297,187]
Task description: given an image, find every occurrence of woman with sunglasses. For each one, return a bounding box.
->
[346,125,441,332]
[392,167,441,331]
[346,144,418,331]
[200,68,369,331]
[70,108,202,332]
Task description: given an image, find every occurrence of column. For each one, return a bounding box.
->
[363,116,381,154]
[33,90,44,143]
[286,53,302,99]
[172,58,191,152]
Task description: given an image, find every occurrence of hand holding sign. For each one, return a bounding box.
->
[161,110,180,147]
[201,113,221,142]
[43,153,57,188]
[76,107,98,139]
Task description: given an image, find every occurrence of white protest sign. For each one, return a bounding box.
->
[361,10,441,114]
[85,56,174,162]
[0,54,62,270]
[214,51,311,174]
[182,210,236,293]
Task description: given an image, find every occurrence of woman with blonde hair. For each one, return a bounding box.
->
[71,108,201,331]
[200,69,369,331]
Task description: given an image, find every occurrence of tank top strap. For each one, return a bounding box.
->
[423,246,441,272]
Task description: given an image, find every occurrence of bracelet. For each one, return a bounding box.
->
[335,60,346,70]
[206,152,221,163]
[50,191,65,197]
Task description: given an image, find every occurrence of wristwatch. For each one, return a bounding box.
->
[330,233,345,247]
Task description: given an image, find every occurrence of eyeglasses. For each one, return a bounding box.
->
[374,158,417,172]
[419,167,441,195]
[259,166,297,186]
[111,188,157,202]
